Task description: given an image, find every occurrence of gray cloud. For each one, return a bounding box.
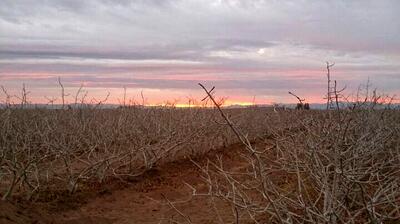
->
[0,38,276,62]
[0,0,399,102]
[2,0,399,53]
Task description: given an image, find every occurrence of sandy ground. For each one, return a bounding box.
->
[1,143,255,224]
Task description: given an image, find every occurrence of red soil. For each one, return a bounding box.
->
[1,143,254,224]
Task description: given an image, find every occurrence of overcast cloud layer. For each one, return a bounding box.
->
[1,0,399,104]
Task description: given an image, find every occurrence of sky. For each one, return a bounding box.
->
[1,0,399,105]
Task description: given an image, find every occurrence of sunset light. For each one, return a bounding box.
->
[1,1,399,105]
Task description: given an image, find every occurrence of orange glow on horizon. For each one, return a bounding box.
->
[3,67,398,106]
[140,102,255,108]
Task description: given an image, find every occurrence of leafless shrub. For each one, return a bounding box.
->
[288,91,310,110]
[193,79,400,223]
[0,85,277,201]
[0,68,398,224]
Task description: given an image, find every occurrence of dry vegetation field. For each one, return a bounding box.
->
[1,87,400,223]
